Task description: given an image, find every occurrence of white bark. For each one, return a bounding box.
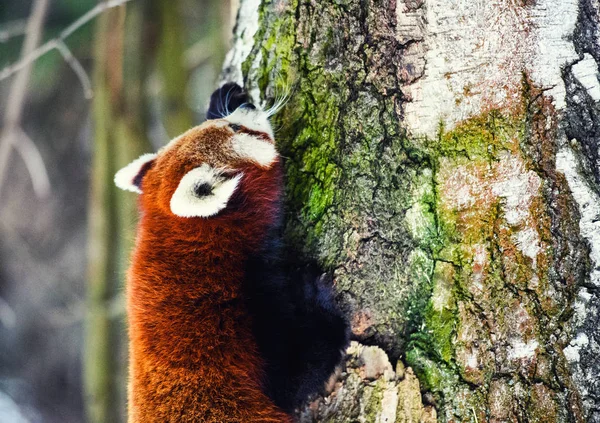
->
[399,0,581,137]
[225,0,600,420]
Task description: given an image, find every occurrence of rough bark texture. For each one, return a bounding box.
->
[223,0,600,421]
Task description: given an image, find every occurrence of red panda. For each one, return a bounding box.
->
[115,83,348,422]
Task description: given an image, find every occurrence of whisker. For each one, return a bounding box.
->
[272,121,286,134]
[268,95,289,117]
[224,84,236,116]
[217,86,225,118]
[266,85,291,118]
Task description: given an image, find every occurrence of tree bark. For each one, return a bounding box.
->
[223,0,600,421]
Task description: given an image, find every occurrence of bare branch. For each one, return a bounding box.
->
[13,128,51,198]
[0,296,17,329]
[0,19,27,43]
[0,0,134,199]
[56,40,93,99]
[0,40,56,81]
[0,133,16,193]
[0,0,50,200]
[61,0,132,39]
[0,0,134,82]
[0,128,52,200]
[3,0,49,127]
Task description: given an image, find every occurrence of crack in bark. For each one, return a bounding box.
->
[227,0,600,420]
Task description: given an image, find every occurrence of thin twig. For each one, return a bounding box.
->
[13,128,51,198]
[56,40,93,98]
[0,0,50,199]
[0,0,134,82]
[0,19,27,43]
[3,0,49,126]
[0,39,56,82]
[0,296,17,329]
[0,0,134,199]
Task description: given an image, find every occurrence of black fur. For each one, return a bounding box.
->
[206,82,250,120]
[132,160,154,191]
[209,83,349,410]
[243,229,349,412]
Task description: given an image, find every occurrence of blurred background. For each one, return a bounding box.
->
[0,1,236,421]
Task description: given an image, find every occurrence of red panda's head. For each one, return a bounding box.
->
[114,103,282,246]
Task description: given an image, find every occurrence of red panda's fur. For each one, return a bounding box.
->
[125,124,292,422]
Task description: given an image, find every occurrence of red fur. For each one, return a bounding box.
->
[125,125,291,422]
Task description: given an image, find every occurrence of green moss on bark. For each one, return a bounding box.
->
[240,0,587,421]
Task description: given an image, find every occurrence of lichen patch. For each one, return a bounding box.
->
[491,153,542,227]
[222,0,261,86]
[563,333,590,363]
[508,339,539,360]
[556,145,600,287]
[397,0,579,137]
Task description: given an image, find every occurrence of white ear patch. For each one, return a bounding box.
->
[231,133,278,168]
[114,153,157,193]
[170,164,242,218]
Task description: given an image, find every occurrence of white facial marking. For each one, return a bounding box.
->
[114,153,157,194]
[225,107,274,139]
[170,164,242,218]
[231,133,278,168]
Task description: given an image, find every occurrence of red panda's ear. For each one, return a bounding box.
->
[170,164,243,218]
[114,153,157,194]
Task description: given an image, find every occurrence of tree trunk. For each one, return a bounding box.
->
[223,0,600,421]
